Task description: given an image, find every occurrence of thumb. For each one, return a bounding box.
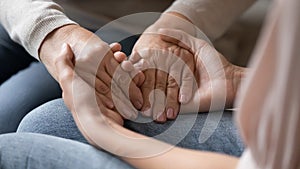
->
[55,43,75,96]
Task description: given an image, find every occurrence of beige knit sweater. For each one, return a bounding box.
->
[0,0,254,59]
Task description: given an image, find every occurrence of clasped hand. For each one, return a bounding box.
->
[53,27,245,126]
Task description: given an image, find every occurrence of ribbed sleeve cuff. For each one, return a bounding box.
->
[165,2,205,33]
[27,15,77,60]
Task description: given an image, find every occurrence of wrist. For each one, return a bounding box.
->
[39,24,84,58]
[146,12,197,36]
[150,12,211,44]
[39,24,94,80]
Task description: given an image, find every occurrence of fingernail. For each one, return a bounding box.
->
[121,61,134,71]
[130,112,138,120]
[167,108,174,119]
[135,101,143,109]
[156,113,165,122]
[108,102,114,109]
[179,95,186,103]
[142,106,151,117]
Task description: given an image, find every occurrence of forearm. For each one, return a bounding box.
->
[125,148,238,169]
[71,103,238,169]
[166,0,256,40]
[105,121,238,169]
[0,0,76,59]
[39,24,91,80]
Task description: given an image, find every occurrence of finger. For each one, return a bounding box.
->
[56,43,74,89]
[106,49,145,110]
[140,69,155,117]
[94,75,114,109]
[110,79,138,120]
[114,66,144,110]
[109,43,122,53]
[114,51,127,63]
[121,60,134,72]
[129,51,142,64]
[131,70,145,87]
[95,77,110,95]
[128,80,143,110]
[165,75,180,120]
[131,59,147,87]
[105,54,120,78]
[96,71,112,87]
[95,71,114,103]
[178,50,195,104]
[153,70,168,122]
[96,94,124,125]
[152,88,166,123]
[92,49,114,93]
[96,92,114,109]
[55,43,76,110]
[132,58,149,73]
[179,65,194,104]
[119,56,145,97]
[165,56,183,120]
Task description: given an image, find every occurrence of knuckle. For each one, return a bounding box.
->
[54,55,65,68]
[116,74,130,86]
[168,77,179,88]
[167,92,179,101]
[142,78,155,88]
[155,80,166,90]
[93,43,109,53]
[170,71,181,80]
[166,101,179,107]
[182,74,194,84]
[59,69,73,83]
[54,57,61,67]
[76,55,94,67]
[141,85,153,92]
[97,82,110,94]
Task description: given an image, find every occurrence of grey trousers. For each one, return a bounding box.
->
[0,24,62,134]
[0,98,244,169]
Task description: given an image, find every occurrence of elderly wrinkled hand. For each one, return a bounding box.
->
[39,25,144,120]
[158,28,246,112]
[128,13,196,123]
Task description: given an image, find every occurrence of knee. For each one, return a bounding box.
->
[17,99,70,134]
[17,99,87,143]
[0,133,39,167]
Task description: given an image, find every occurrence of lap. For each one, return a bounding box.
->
[0,62,61,134]
[0,24,36,83]
[0,24,61,134]
[0,133,134,169]
[18,99,244,157]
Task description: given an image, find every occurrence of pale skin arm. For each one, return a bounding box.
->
[113,121,239,169]
[55,43,239,169]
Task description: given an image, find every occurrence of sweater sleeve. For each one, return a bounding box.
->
[0,0,77,60]
[165,0,256,40]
